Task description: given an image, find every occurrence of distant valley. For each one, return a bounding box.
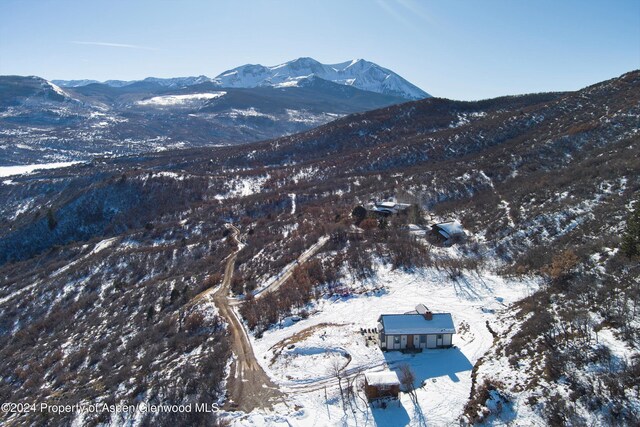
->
[0,58,428,166]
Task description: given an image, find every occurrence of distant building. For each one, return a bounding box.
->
[431,220,465,241]
[363,371,401,403]
[378,304,456,351]
[369,201,411,216]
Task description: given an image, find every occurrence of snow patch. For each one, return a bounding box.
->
[137,92,226,106]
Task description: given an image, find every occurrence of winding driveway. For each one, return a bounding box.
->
[209,224,284,412]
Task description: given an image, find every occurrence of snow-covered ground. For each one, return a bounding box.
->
[0,161,81,177]
[224,262,539,426]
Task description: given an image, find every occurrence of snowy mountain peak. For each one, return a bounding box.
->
[51,58,430,100]
[214,57,430,100]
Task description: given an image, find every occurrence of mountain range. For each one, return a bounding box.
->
[0,58,428,166]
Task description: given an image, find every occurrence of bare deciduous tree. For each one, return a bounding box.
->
[328,353,346,410]
[399,364,417,402]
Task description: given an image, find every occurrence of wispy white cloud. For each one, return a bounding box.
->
[71,41,159,51]
[376,0,436,33]
[375,0,422,34]
[396,0,436,26]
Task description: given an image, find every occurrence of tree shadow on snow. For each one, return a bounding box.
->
[384,346,473,384]
[370,401,411,427]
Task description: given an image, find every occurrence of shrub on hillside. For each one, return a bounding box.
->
[621,197,640,258]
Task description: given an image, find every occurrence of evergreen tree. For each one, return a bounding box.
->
[351,205,367,224]
[46,208,57,230]
[621,198,640,258]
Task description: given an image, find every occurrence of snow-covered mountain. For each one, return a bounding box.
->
[139,75,214,88]
[51,79,101,87]
[53,58,430,100]
[214,57,430,100]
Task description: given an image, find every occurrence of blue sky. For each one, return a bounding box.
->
[0,0,638,100]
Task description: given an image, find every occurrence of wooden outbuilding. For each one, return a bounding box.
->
[363,371,401,402]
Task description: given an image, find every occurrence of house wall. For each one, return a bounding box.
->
[382,333,454,350]
[443,334,452,346]
[426,334,437,348]
[386,335,398,350]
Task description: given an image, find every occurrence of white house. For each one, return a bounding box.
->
[431,220,465,241]
[378,304,455,351]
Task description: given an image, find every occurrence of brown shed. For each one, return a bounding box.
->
[364,371,401,402]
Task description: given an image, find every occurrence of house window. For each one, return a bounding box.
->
[419,335,426,343]
[437,334,442,339]
[393,336,400,344]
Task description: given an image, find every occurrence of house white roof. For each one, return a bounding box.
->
[434,221,464,238]
[380,313,456,335]
[377,201,397,208]
[372,206,394,213]
[365,371,400,386]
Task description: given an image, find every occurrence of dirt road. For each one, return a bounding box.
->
[210,224,284,412]
[192,230,332,411]
[252,235,329,299]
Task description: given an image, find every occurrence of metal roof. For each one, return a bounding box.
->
[364,370,401,386]
[434,221,464,238]
[377,201,397,208]
[379,313,456,335]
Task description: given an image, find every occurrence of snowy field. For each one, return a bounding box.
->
[224,263,540,426]
[0,161,81,178]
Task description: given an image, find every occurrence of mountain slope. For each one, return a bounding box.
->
[0,75,77,108]
[0,71,638,426]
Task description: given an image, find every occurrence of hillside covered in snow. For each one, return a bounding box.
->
[0,71,638,426]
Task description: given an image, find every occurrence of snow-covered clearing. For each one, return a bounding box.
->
[449,112,487,128]
[90,237,118,255]
[0,161,81,177]
[224,108,276,120]
[215,174,270,200]
[224,263,539,426]
[154,171,186,180]
[136,92,226,106]
[289,193,296,214]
